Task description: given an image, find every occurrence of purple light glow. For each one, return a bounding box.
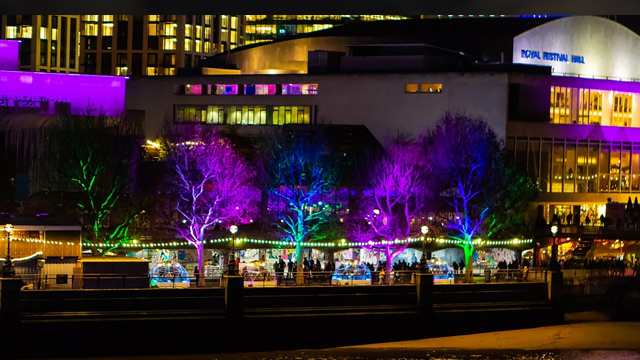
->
[0,40,20,71]
[0,70,125,117]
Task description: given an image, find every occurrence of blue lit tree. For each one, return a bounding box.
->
[267,137,338,285]
[423,113,537,283]
[347,140,427,284]
[168,126,258,285]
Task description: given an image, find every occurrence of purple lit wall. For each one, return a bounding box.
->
[0,70,125,117]
[0,40,20,71]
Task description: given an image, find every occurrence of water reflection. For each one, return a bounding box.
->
[245,351,640,360]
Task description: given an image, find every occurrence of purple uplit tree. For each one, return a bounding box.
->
[267,139,337,286]
[168,127,257,285]
[347,140,427,284]
[423,113,536,283]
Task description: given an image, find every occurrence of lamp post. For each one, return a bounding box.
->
[228,225,238,276]
[550,225,560,272]
[419,225,428,273]
[2,224,14,277]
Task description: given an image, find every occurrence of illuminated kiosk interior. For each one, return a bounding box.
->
[331,260,371,285]
[149,249,191,288]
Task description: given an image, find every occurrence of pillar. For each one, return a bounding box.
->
[548,271,565,324]
[224,275,243,318]
[415,273,434,314]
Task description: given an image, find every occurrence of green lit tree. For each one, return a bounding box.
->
[39,113,143,255]
[267,137,338,285]
[423,113,537,282]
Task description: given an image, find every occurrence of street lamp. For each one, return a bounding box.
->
[2,224,14,277]
[419,225,429,273]
[550,225,560,272]
[228,225,238,276]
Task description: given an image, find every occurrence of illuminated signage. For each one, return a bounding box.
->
[521,49,585,64]
[0,95,70,113]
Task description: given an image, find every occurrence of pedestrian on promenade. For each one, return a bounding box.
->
[194,266,200,287]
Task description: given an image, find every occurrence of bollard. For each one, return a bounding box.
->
[548,271,565,324]
[415,273,434,316]
[484,266,491,283]
[224,275,244,318]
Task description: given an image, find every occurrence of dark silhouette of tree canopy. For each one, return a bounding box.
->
[37,113,143,255]
[423,113,537,282]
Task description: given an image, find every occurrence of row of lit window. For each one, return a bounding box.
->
[180,84,319,96]
[175,105,311,125]
[550,86,635,127]
[405,83,443,93]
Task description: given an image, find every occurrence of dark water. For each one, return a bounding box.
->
[209,350,640,360]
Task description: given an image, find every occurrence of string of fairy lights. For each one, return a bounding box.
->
[81,236,534,249]
[0,237,78,246]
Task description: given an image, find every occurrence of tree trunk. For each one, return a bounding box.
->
[295,242,304,286]
[385,247,393,285]
[464,243,474,283]
[196,242,205,287]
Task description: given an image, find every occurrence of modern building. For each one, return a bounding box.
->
[127,16,640,266]
[244,15,411,45]
[0,15,80,73]
[79,15,245,76]
[0,15,245,76]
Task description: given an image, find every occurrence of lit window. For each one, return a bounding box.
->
[195,25,202,38]
[148,15,159,22]
[148,23,157,36]
[195,40,202,52]
[405,84,419,93]
[185,84,202,95]
[420,83,442,93]
[116,66,128,76]
[84,23,98,36]
[221,15,228,28]
[102,15,113,22]
[163,38,176,50]
[20,25,32,39]
[5,26,17,38]
[163,67,175,75]
[146,67,158,76]
[184,39,192,51]
[230,30,237,44]
[204,15,212,24]
[204,27,211,39]
[51,28,58,41]
[231,16,238,29]
[102,23,113,36]
[204,41,210,53]
[185,24,192,37]
[244,84,276,95]
[40,27,48,40]
[282,84,318,95]
[163,23,177,36]
[214,84,238,95]
[82,15,99,22]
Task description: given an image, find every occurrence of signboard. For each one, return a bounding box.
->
[0,71,126,117]
[513,16,640,80]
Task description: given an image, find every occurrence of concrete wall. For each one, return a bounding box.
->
[126,72,510,143]
[514,16,640,81]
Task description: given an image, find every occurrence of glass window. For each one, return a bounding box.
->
[588,143,599,192]
[184,84,202,95]
[163,37,176,50]
[405,84,419,93]
[420,83,443,93]
[622,144,631,191]
[244,84,276,95]
[599,143,610,192]
[184,39,192,51]
[84,23,98,36]
[611,143,621,191]
[214,84,238,95]
[565,142,576,193]
[552,141,564,193]
[540,141,552,193]
[550,86,572,124]
[632,145,640,191]
[185,24,192,37]
[282,84,318,95]
[576,142,588,193]
[612,93,633,127]
[5,26,17,38]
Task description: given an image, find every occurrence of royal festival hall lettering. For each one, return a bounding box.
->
[521,49,585,64]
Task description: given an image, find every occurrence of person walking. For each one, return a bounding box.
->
[194,266,200,287]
